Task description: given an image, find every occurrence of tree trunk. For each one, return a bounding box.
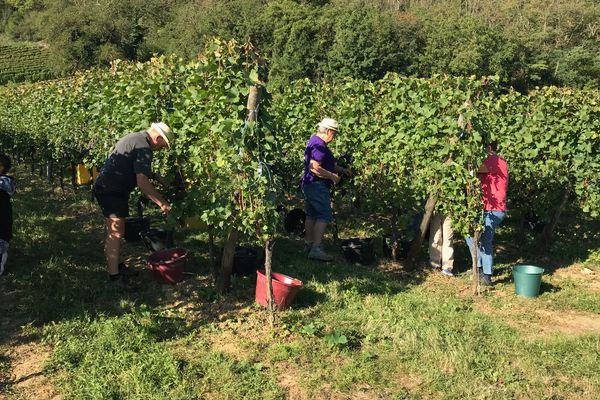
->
[217,85,262,293]
[390,212,399,261]
[470,230,482,295]
[217,228,238,293]
[405,195,437,271]
[209,230,218,283]
[535,188,570,256]
[59,164,65,192]
[264,237,275,326]
[71,162,77,187]
[331,195,339,244]
[46,160,53,183]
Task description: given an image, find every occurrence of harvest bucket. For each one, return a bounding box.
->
[124,217,151,242]
[140,228,174,252]
[75,164,99,185]
[341,238,375,265]
[255,270,303,311]
[232,247,259,276]
[284,208,306,236]
[146,248,188,284]
[512,265,544,298]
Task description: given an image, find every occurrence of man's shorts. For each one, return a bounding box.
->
[94,191,129,218]
[302,181,332,222]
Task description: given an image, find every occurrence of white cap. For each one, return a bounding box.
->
[318,118,339,132]
[150,122,172,147]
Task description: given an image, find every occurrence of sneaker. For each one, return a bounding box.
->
[303,242,313,255]
[119,262,139,277]
[429,262,441,270]
[441,268,454,277]
[308,245,334,261]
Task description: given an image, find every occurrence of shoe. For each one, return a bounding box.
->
[479,273,492,286]
[308,245,334,261]
[303,242,313,255]
[429,263,441,270]
[441,268,454,277]
[119,262,139,277]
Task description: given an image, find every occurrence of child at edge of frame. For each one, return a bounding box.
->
[0,153,16,276]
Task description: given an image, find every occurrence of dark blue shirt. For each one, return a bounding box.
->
[94,131,153,195]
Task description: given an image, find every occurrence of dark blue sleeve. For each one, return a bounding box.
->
[134,148,153,177]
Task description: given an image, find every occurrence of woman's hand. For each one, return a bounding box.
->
[160,202,172,215]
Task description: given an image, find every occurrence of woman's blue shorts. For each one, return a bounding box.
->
[302,181,332,222]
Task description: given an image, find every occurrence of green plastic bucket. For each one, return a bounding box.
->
[512,265,545,298]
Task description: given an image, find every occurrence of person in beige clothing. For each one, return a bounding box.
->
[428,212,454,276]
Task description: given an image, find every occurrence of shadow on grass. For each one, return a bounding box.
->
[3,167,597,349]
[0,169,220,348]
[437,212,600,280]
[266,236,425,300]
[491,213,600,276]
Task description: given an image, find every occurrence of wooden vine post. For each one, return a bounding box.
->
[264,235,275,326]
[467,165,482,295]
[244,84,276,324]
[470,230,482,295]
[405,195,437,271]
[217,85,262,293]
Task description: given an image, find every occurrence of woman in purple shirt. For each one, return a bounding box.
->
[302,118,351,261]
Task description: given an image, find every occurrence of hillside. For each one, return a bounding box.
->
[0,42,53,85]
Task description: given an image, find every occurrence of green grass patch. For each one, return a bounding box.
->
[1,165,600,399]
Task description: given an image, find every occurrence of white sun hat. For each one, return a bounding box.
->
[318,118,339,132]
[150,122,172,147]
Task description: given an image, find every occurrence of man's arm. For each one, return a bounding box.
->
[136,173,171,214]
[151,172,169,188]
[310,160,340,184]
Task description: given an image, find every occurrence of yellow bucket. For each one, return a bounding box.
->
[75,165,99,185]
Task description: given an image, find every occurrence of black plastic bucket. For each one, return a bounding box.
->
[124,217,151,242]
[341,238,375,265]
[284,208,306,236]
[140,228,174,252]
[232,247,261,276]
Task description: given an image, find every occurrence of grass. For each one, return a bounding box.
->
[1,165,599,399]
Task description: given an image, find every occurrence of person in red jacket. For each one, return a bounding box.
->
[467,141,509,286]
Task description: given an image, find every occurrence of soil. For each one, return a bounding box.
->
[0,331,61,400]
[552,264,600,293]
[475,292,600,338]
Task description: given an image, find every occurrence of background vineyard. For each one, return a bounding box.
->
[0,39,599,400]
[0,40,598,257]
[0,42,53,85]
